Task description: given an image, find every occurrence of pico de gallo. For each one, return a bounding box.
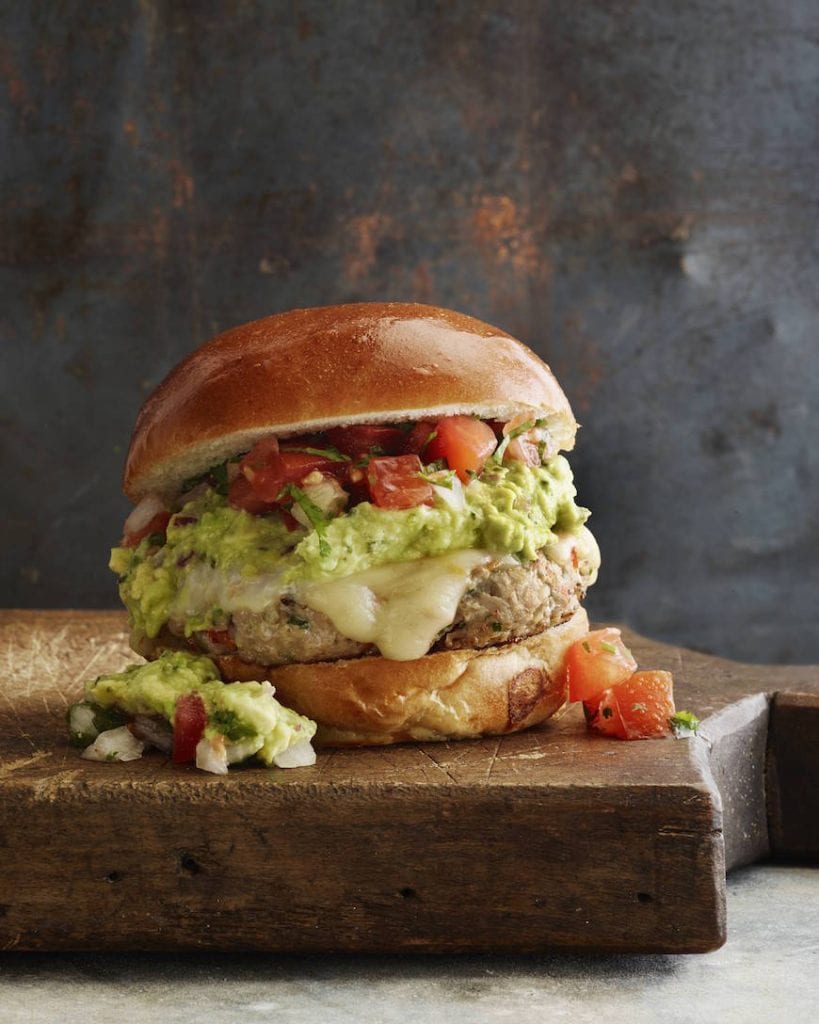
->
[564,627,700,740]
[121,413,558,549]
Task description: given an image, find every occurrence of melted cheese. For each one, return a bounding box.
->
[297,550,492,661]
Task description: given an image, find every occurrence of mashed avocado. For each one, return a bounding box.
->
[112,456,589,642]
[75,650,316,766]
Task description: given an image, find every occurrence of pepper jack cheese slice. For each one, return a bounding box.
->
[297,550,493,660]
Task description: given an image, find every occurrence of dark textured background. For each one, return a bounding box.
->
[1,2,817,662]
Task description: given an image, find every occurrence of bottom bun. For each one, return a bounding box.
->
[215,608,588,746]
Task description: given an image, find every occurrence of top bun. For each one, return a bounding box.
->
[124,303,577,501]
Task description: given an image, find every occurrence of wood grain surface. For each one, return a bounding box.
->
[0,610,815,954]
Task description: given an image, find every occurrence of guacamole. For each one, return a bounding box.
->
[69,650,316,768]
[112,456,590,643]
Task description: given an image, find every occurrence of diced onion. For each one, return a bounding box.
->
[431,476,465,512]
[225,737,265,764]
[195,735,228,775]
[68,703,98,742]
[291,475,348,527]
[81,726,145,763]
[273,737,316,769]
[122,493,167,539]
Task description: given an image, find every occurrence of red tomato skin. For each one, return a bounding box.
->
[565,628,638,704]
[424,416,497,482]
[366,455,434,510]
[325,424,405,458]
[123,511,171,548]
[172,692,208,764]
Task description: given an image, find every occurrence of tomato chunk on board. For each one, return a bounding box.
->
[425,415,497,482]
[588,671,676,740]
[172,692,208,764]
[367,454,434,510]
[565,628,638,703]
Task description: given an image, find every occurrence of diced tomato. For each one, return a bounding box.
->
[325,424,406,458]
[123,511,171,548]
[240,435,280,472]
[228,473,275,514]
[424,416,497,482]
[402,420,437,457]
[565,628,638,704]
[587,671,675,740]
[235,435,343,507]
[172,692,207,764]
[367,454,434,510]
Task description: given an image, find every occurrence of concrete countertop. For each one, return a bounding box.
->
[3,864,816,1024]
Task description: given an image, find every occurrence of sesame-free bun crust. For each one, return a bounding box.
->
[214,608,588,746]
[125,303,576,500]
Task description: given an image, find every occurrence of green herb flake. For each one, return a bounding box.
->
[287,614,310,630]
[582,640,592,654]
[669,710,701,737]
[147,533,166,547]
[600,640,619,655]
[491,621,503,633]
[287,484,331,557]
[210,462,230,495]
[420,468,455,489]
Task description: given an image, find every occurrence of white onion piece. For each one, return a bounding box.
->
[431,476,465,512]
[225,737,265,765]
[122,493,167,539]
[291,474,348,527]
[81,726,145,763]
[195,735,228,775]
[68,703,97,741]
[273,737,316,769]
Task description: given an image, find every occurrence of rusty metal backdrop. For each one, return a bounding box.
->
[2,2,817,662]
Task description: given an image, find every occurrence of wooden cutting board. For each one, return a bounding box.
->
[0,610,816,954]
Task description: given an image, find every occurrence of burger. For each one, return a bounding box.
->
[78,303,599,766]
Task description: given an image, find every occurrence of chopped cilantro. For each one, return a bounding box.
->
[287,614,310,630]
[210,462,230,495]
[147,532,166,547]
[582,640,592,654]
[286,484,331,557]
[669,710,701,737]
[210,708,256,742]
[419,468,456,488]
[600,640,619,655]
[491,621,503,633]
[491,418,547,463]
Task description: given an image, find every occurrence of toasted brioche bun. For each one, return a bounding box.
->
[210,608,587,746]
[124,303,576,501]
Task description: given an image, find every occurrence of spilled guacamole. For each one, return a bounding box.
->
[68,651,316,774]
